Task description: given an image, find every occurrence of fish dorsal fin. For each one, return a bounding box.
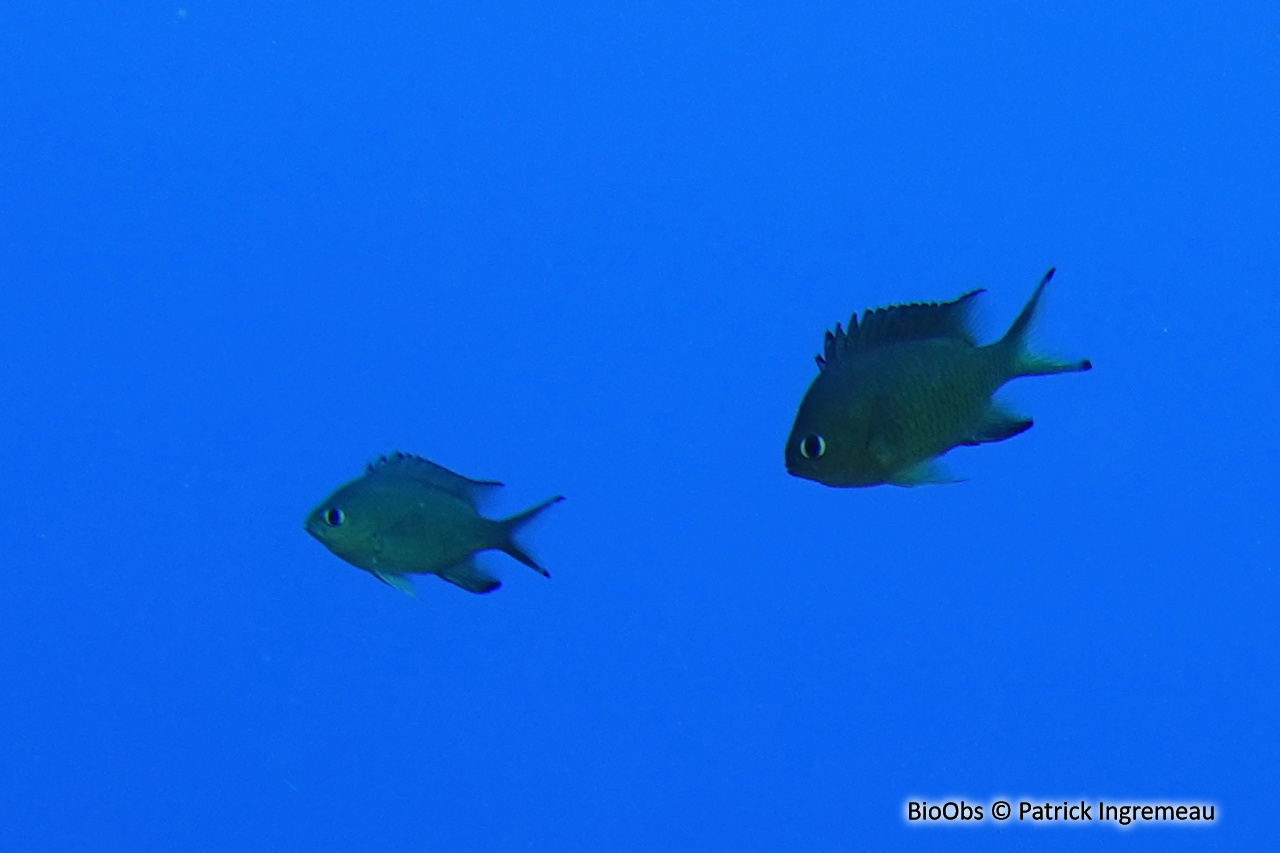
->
[367,452,503,506]
[816,289,985,370]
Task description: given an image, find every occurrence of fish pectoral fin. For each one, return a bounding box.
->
[887,459,964,487]
[436,559,502,595]
[869,434,897,469]
[372,570,418,597]
[968,406,1034,445]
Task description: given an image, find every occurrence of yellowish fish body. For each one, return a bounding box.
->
[305,452,563,595]
[785,269,1091,487]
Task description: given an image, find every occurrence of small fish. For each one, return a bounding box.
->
[305,452,563,595]
[785,268,1091,487]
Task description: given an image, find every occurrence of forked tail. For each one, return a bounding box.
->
[999,268,1093,377]
[497,496,565,577]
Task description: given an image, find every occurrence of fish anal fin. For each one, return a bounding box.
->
[968,407,1034,445]
[886,459,963,487]
[372,570,418,597]
[437,559,502,595]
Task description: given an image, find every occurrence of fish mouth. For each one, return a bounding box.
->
[783,452,803,478]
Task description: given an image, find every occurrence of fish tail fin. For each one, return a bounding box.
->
[496,495,564,577]
[999,268,1093,377]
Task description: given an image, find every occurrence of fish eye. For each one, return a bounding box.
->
[323,507,345,527]
[799,434,826,459]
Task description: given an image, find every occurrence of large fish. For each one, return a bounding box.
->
[785,269,1091,487]
[305,452,563,595]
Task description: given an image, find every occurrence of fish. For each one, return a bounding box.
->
[304,452,563,596]
[784,268,1091,487]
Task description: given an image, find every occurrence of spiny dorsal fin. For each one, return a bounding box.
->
[817,289,984,370]
[367,452,503,506]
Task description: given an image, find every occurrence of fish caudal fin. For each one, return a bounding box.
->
[497,496,565,577]
[999,268,1093,378]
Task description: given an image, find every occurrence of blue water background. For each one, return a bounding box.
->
[1,2,1276,850]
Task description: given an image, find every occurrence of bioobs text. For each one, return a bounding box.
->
[906,801,984,822]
